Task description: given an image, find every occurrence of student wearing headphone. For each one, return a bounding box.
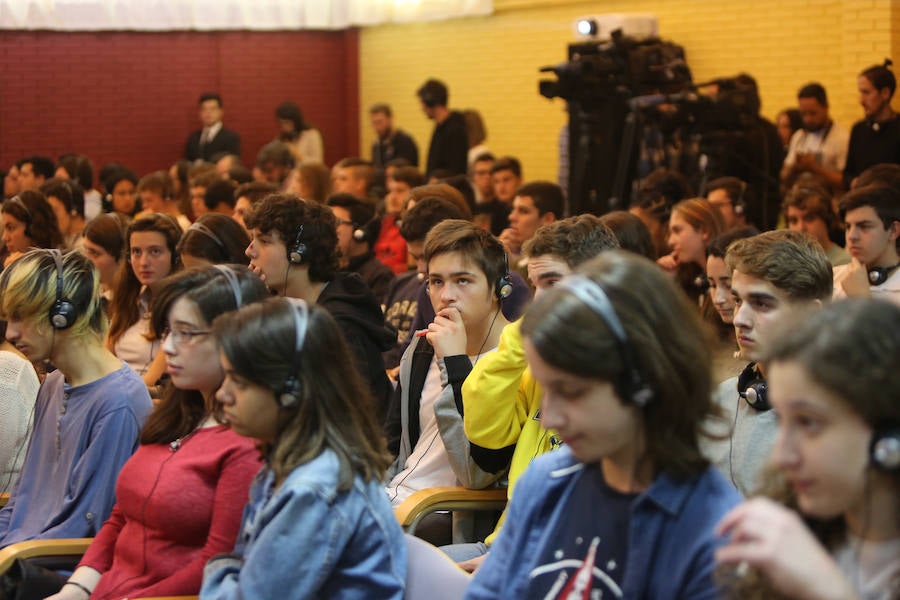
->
[716,299,900,600]
[203,297,406,599]
[46,266,267,600]
[385,220,511,544]
[700,230,833,497]
[326,193,395,305]
[466,251,742,599]
[1,190,63,266]
[243,194,395,420]
[706,176,749,230]
[0,250,153,548]
[834,184,900,306]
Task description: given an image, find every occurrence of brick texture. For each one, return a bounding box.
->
[0,29,359,180]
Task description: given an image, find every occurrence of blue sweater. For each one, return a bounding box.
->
[0,363,152,547]
[465,447,742,599]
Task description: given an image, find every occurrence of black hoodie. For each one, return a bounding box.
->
[317,272,396,422]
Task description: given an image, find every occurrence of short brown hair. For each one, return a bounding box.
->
[423,220,507,299]
[523,214,619,267]
[725,230,832,301]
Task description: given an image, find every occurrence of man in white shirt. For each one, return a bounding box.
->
[781,83,849,192]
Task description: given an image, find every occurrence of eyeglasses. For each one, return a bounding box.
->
[334,218,356,228]
[162,327,211,346]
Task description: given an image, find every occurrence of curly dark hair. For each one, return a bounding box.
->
[244,193,338,283]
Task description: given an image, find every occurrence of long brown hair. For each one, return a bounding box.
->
[140,265,269,444]
[522,250,715,480]
[213,297,391,490]
[107,214,183,349]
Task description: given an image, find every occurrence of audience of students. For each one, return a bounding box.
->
[1,60,899,600]
[716,299,900,600]
[466,251,742,598]
[46,266,267,600]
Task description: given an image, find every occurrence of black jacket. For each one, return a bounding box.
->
[318,273,396,421]
[184,126,242,162]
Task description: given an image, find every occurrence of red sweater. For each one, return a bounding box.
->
[79,425,260,599]
[374,214,409,275]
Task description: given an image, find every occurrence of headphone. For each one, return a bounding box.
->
[871,426,900,471]
[352,215,381,244]
[557,275,654,407]
[867,263,900,286]
[288,224,308,265]
[733,180,747,216]
[213,264,242,308]
[737,362,769,411]
[496,251,513,300]
[48,249,78,330]
[278,298,309,408]
[187,221,226,253]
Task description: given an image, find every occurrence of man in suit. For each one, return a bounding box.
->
[184,92,241,163]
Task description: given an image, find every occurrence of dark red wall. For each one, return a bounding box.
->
[0,29,359,181]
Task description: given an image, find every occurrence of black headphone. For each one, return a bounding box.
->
[496,251,513,300]
[188,221,226,253]
[558,275,653,407]
[867,263,900,286]
[871,426,900,471]
[288,224,308,265]
[737,362,769,411]
[278,298,309,408]
[213,264,242,308]
[49,249,78,330]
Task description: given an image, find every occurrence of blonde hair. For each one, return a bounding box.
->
[0,249,105,341]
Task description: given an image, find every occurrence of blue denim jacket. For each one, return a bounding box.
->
[201,449,406,599]
[464,447,742,599]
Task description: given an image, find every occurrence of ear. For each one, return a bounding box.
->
[540,213,556,226]
[888,220,900,242]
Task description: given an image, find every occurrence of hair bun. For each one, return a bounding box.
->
[884,58,893,69]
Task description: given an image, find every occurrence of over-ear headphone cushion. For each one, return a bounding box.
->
[50,299,77,330]
[871,428,900,471]
[289,242,307,264]
[737,362,770,411]
[496,274,513,299]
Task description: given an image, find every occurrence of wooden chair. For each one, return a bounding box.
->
[0,538,92,574]
[394,486,507,536]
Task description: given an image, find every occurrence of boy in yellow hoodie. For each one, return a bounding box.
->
[445,214,619,569]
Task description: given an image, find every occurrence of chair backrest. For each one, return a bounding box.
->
[404,533,471,600]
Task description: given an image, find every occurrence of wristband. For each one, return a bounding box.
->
[64,580,92,597]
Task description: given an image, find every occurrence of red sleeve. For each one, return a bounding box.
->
[78,504,126,573]
[135,441,260,596]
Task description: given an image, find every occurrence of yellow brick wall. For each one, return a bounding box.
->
[359,0,898,182]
